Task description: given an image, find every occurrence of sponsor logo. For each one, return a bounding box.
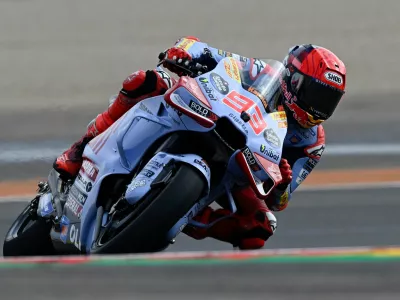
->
[224,58,241,83]
[217,49,226,56]
[76,173,89,189]
[65,195,83,218]
[69,185,88,205]
[231,60,241,83]
[309,107,328,119]
[139,102,153,115]
[123,71,140,85]
[194,159,208,173]
[148,160,163,170]
[270,111,286,121]
[324,71,343,86]
[210,72,229,95]
[76,173,93,193]
[242,147,260,171]
[253,59,266,74]
[176,38,196,51]
[69,224,81,250]
[259,145,280,162]
[86,182,92,193]
[81,160,99,182]
[141,169,155,178]
[217,50,247,62]
[224,61,233,78]
[128,179,146,192]
[279,75,301,121]
[198,77,217,101]
[157,70,173,88]
[306,144,325,158]
[228,113,249,135]
[296,168,310,185]
[304,158,317,172]
[278,121,288,128]
[263,128,281,148]
[189,100,210,117]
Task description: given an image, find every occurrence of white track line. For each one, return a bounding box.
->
[1,143,400,164]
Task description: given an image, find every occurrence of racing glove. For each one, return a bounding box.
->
[158,47,193,76]
[276,158,293,191]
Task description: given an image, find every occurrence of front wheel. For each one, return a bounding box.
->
[90,163,207,254]
[3,203,55,257]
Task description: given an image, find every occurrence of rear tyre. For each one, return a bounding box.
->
[91,163,206,254]
[3,204,55,257]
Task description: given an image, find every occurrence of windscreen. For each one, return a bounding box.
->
[241,59,286,111]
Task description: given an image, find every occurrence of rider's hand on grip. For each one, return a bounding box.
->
[276,158,292,191]
[158,47,193,76]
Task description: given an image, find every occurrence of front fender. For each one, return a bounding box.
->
[125,152,211,205]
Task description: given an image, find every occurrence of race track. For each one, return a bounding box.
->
[1,188,399,300]
[1,261,400,300]
[1,0,400,299]
[2,187,400,254]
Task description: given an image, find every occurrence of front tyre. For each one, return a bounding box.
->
[3,204,55,257]
[90,163,207,254]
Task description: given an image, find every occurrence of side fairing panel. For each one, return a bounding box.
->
[62,95,187,252]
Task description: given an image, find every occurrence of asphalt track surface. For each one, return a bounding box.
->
[1,188,400,299]
[1,0,400,299]
[1,262,400,300]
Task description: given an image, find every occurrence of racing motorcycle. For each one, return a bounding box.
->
[3,56,287,256]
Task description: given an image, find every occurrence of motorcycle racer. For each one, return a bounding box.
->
[53,36,346,250]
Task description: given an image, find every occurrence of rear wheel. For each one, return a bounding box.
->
[90,163,206,254]
[3,204,55,257]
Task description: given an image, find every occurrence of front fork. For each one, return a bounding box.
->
[35,169,71,223]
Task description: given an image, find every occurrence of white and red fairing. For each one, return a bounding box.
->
[163,57,287,199]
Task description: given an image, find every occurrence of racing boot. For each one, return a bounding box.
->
[183,186,277,250]
[53,69,174,180]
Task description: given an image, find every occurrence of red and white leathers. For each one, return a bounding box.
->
[53,69,175,179]
[54,36,325,250]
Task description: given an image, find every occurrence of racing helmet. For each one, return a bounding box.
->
[281,44,346,128]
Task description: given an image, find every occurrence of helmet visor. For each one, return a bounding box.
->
[296,75,344,120]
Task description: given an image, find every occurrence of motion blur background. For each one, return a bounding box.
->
[1,1,400,299]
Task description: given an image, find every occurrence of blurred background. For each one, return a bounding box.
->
[0,1,400,299]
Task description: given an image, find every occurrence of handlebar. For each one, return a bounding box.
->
[157,57,208,78]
